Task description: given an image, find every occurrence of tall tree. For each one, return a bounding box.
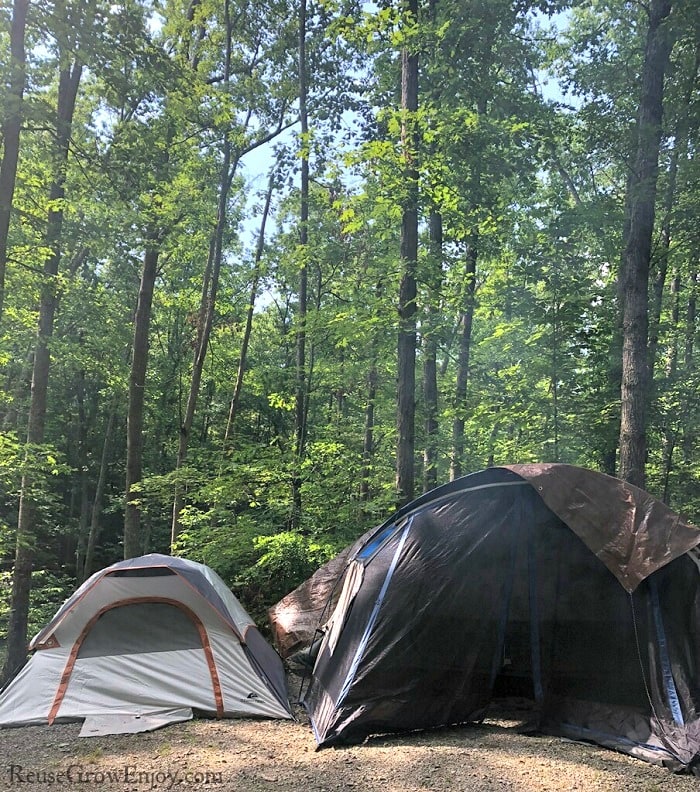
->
[450,240,478,480]
[0,0,29,323]
[422,210,441,491]
[171,0,235,545]
[170,0,293,544]
[124,239,161,559]
[2,0,86,682]
[618,0,675,488]
[396,0,419,505]
[291,0,310,527]
[223,170,276,446]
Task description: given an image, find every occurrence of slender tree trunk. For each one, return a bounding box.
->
[0,0,29,323]
[291,0,309,528]
[360,362,378,503]
[660,428,676,505]
[618,0,674,489]
[648,146,678,384]
[420,0,442,494]
[486,404,500,468]
[550,297,560,462]
[449,85,486,482]
[602,171,635,477]
[82,403,117,582]
[658,262,684,504]
[648,46,697,385]
[666,267,681,379]
[171,0,236,545]
[450,240,478,481]
[423,210,441,492]
[360,281,383,504]
[224,170,275,446]
[681,268,698,464]
[171,144,231,544]
[396,0,419,506]
[74,366,90,576]
[124,243,160,559]
[684,270,697,372]
[1,54,83,685]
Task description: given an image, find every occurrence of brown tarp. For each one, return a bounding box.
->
[504,463,700,592]
[268,528,375,658]
[268,464,700,658]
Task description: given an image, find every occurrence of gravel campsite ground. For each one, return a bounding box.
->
[1,685,699,792]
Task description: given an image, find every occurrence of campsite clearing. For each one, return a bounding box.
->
[1,705,698,792]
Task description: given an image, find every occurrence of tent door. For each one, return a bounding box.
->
[48,599,224,723]
[490,492,542,706]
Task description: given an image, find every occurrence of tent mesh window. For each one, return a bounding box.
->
[78,603,204,658]
[107,568,176,577]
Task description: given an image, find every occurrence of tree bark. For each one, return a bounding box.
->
[1,52,83,685]
[291,0,309,528]
[602,170,635,477]
[171,146,231,544]
[0,0,29,323]
[171,0,236,545]
[124,243,160,559]
[360,362,378,503]
[82,403,117,582]
[648,45,697,386]
[618,0,674,489]
[396,0,419,506]
[423,210,441,492]
[681,268,698,464]
[224,170,275,447]
[450,240,477,481]
[73,366,90,576]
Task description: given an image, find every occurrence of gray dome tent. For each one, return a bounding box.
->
[288,465,700,771]
[0,554,292,735]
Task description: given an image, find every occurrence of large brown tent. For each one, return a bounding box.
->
[271,464,700,771]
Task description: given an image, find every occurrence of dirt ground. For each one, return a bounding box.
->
[1,693,698,792]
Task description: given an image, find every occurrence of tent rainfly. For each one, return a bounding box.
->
[0,554,292,736]
[272,464,700,772]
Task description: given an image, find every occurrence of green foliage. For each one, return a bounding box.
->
[2,0,700,654]
[237,531,336,625]
[0,569,75,664]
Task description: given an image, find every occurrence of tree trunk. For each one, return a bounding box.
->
[171,0,236,545]
[396,0,419,506]
[602,171,635,477]
[423,210,441,492]
[682,268,698,464]
[648,45,697,385]
[224,169,276,447]
[82,401,118,582]
[1,54,83,685]
[450,240,478,481]
[171,142,231,544]
[291,0,309,528]
[0,0,29,323]
[360,280,383,504]
[73,366,90,576]
[124,243,160,559]
[618,0,674,489]
[360,362,378,503]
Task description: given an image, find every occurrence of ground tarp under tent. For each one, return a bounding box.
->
[274,464,700,772]
[0,554,292,735]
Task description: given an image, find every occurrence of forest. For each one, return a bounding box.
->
[0,0,698,682]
